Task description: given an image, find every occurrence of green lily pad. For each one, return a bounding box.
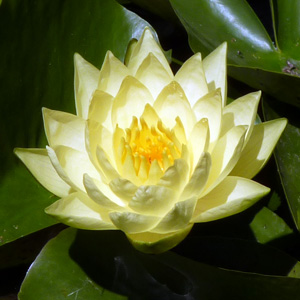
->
[0,0,152,246]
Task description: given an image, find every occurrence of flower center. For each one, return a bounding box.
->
[124,117,181,175]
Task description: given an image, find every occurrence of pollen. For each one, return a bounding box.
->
[123,117,181,176]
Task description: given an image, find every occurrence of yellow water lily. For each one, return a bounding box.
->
[15,28,287,253]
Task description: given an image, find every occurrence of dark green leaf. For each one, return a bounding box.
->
[0,0,152,246]
[18,228,127,300]
[263,98,300,231]
[250,207,293,244]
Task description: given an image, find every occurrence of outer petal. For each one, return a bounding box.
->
[193,89,222,150]
[14,148,72,198]
[203,125,247,195]
[97,51,130,97]
[42,108,86,152]
[48,145,99,191]
[109,211,160,234]
[109,177,138,203]
[202,42,227,106]
[45,191,116,230]
[151,197,197,234]
[153,81,196,136]
[74,53,99,119]
[135,53,172,100]
[192,176,270,222]
[221,91,261,144]
[129,185,176,216]
[127,27,173,78]
[175,53,209,107]
[111,76,154,129]
[88,89,113,131]
[231,118,287,179]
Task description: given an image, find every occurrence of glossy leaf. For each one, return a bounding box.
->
[169,0,300,107]
[18,228,127,300]
[271,0,300,60]
[263,98,300,231]
[250,207,293,244]
[0,0,152,246]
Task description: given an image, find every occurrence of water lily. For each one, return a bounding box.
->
[15,28,287,253]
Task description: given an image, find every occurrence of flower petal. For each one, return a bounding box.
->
[14,148,72,198]
[48,145,99,191]
[154,81,196,135]
[231,119,287,179]
[111,76,154,129]
[192,89,222,151]
[129,185,176,216]
[83,174,126,210]
[109,177,138,203]
[175,53,208,107]
[127,27,173,78]
[202,42,227,106]
[97,51,130,97]
[74,53,99,119]
[203,125,247,195]
[135,53,172,99]
[180,152,211,201]
[192,176,270,222]
[221,91,261,144]
[42,108,86,152]
[88,89,113,131]
[45,191,116,230]
[151,197,197,234]
[109,211,160,234]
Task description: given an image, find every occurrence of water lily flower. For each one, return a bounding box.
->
[15,28,287,253]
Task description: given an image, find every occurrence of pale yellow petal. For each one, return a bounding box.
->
[74,53,99,119]
[231,119,287,179]
[151,197,197,234]
[188,118,210,170]
[83,174,126,210]
[140,104,160,128]
[145,160,164,185]
[45,191,116,230]
[96,146,119,182]
[14,148,72,198]
[175,53,209,107]
[129,185,176,216]
[192,89,222,151]
[203,125,247,195]
[202,42,227,106]
[109,211,160,234]
[158,158,189,193]
[42,108,86,152]
[111,76,154,129]
[97,51,130,97]
[109,177,138,202]
[135,53,172,99]
[221,91,261,144]
[192,176,270,222]
[88,89,113,131]
[127,27,173,78]
[180,152,211,201]
[153,81,196,136]
[48,145,99,191]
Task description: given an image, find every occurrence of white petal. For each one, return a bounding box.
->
[109,177,138,203]
[202,42,227,106]
[111,76,154,129]
[151,197,197,234]
[175,52,208,107]
[127,27,173,78]
[45,191,116,230]
[97,51,130,97]
[231,118,287,179]
[192,176,270,222]
[74,53,99,119]
[42,108,86,152]
[14,148,72,198]
[135,53,172,99]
